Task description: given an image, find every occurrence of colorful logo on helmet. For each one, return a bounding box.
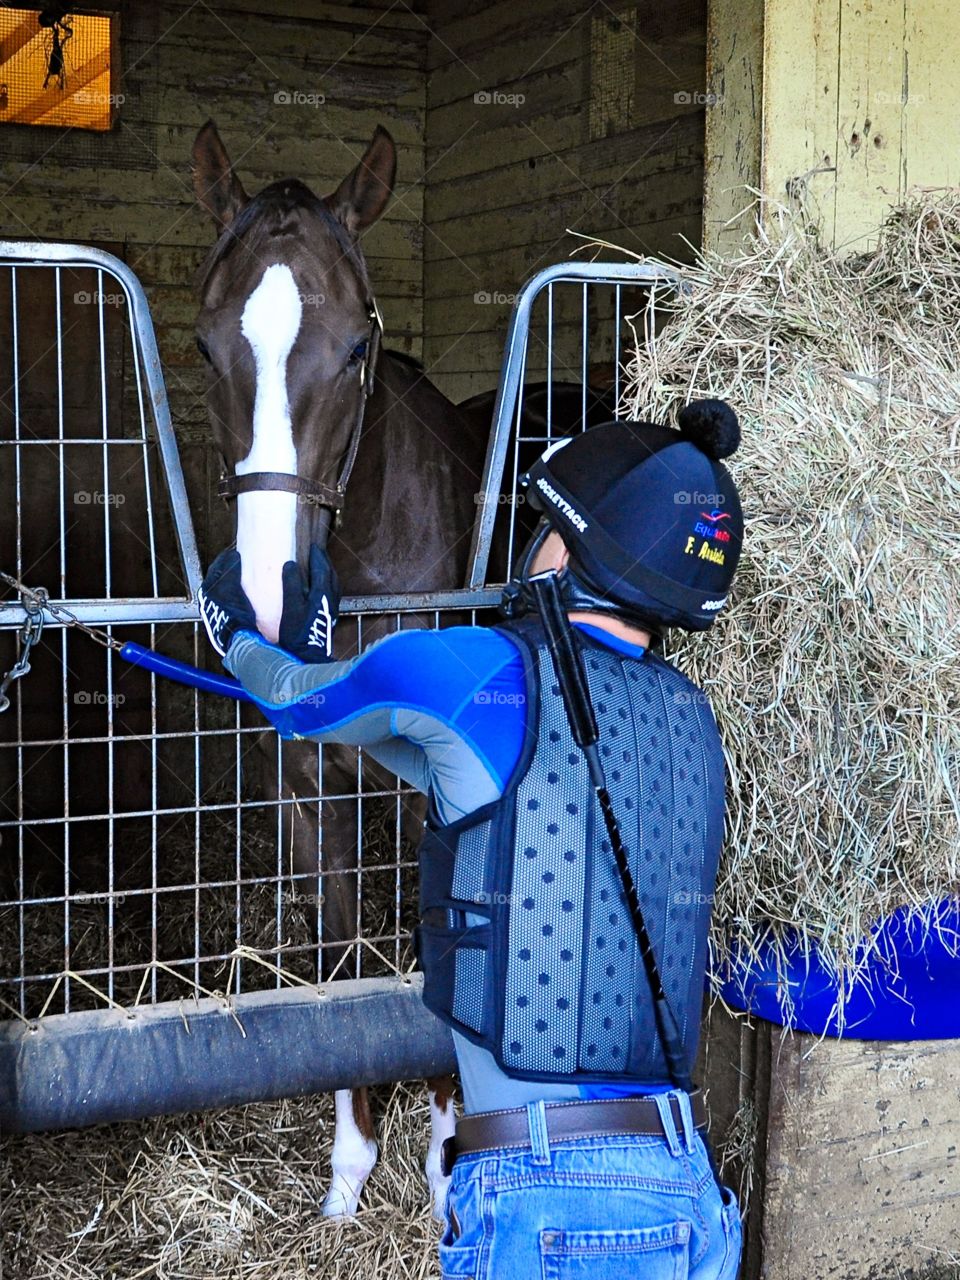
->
[693,509,731,543]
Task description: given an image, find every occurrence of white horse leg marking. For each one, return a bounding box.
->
[425,1087,455,1220]
[322,1088,378,1218]
[236,263,302,643]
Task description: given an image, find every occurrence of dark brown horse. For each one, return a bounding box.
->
[192,119,494,1217]
[191,119,616,1217]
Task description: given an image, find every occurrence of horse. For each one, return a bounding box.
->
[192,118,497,1219]
[191,119,615,1219]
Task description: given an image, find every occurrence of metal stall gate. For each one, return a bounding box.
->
[0,244,677,1130]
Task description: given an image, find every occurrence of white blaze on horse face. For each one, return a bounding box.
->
[236,263,303,643]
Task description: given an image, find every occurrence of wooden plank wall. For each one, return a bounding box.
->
[704,3,960,1275]
[705,0,960,253]
[0,0,716,525]
[422,0,708,403]
[764,1033,960,1277]
[0,0,429,560]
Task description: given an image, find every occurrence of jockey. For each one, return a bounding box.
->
[199,399,745,1280]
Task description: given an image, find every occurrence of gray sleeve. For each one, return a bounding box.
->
[223,631,432,793]
[224,631,360,708]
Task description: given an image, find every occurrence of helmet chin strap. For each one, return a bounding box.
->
[499,520,551,619]
[500,520,659,636]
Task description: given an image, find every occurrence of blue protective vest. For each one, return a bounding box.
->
[415,614,728,1085]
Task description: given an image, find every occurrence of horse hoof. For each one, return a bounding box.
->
[321,1177,363,1219]
[322,1135,378,1219]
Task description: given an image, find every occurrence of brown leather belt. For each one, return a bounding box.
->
[441,1090,708,1177]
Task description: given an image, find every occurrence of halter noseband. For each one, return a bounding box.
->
[217,299,383,530]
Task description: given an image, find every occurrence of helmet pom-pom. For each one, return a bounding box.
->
[677,399,740,459]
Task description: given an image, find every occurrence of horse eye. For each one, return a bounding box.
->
[349,339,368,364]
[196,335,212,363]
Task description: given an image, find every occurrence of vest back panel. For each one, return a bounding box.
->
[416,615,727,1085]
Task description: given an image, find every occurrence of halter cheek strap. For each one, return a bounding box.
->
[217,302,383,529]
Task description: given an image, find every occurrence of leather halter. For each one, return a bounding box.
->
[217,299,383,529]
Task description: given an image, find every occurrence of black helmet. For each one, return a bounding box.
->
[501,400,743,633]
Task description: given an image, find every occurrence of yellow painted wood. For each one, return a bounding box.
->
[762,0,840,240]
[832,0,906,250]
[703,0,764,254]
[706,0,960,251]
[902,0,960,191]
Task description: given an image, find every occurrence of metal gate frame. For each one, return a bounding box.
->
[0,244,678,1131]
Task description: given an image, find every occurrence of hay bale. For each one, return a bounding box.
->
[609,196,960,1004]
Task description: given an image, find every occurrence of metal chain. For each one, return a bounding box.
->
[0,584,44,713]
[0,571,123,714]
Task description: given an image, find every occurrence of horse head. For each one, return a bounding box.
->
[191,119,395,641]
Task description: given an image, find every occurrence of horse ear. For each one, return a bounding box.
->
[192,119,248,232]
[327,125,396,238]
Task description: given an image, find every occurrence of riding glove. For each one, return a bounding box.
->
[278,543,341,662]
[198,548,259,657]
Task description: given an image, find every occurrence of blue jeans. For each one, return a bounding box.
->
[439,1091,742,1279]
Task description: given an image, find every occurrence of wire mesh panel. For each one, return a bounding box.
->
[0,247,679,1120]
[467,261,680,589]
[0,243,199,617]
[0,606,491,1020]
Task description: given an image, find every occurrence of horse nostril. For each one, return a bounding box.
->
[196,335,213,363]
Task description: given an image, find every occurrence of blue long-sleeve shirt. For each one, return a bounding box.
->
[225,620,672,1113]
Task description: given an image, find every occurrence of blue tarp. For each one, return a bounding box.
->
[718,899,960,1038]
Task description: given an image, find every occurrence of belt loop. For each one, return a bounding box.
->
[654,1092,683,1158]
[676,1090,696,1154]
[526,1100,552,1166]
